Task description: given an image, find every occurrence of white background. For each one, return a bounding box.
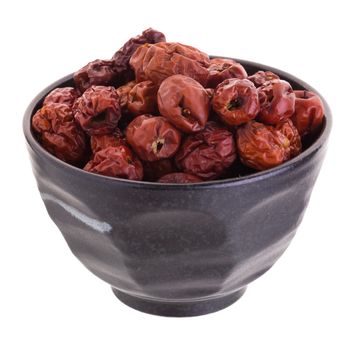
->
[1,0,349,349]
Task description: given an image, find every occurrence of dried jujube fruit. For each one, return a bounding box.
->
[116,81,137,113]
[291,90,324,137]
[129,44,151,82]
[175,122,236,180]
[43,87,79,108]
[74,86,121,135]
[90,128,125,153]
[33,29,325,182]
[130,42,210,86]
[127,80,158,116]
[158,74,210,133]
[212,78,260,126]
[112,28,166,84]
[74,59,118,94]
[207,58,247,88]
[32,103,86,164]
[126,115,181,161]
[258,79,295,124]
[236,120,300,171]
[248,70,280,87]
[84,145,143,180]
[158,172,203,183]
[276,119,302,158]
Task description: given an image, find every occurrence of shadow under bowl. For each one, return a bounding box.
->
[23,58,332,317]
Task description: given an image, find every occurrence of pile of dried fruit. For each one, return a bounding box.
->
[32,28,325,183]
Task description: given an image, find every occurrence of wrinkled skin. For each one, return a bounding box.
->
[276,119,302,158]
[175,122,236,179]
[90,128,125,153]
[130,42,210,86]
[258,79,295,124]
[43,87,79,108]
[158,75,210,133]
[32,103,86,164]
[143,158,175,181]
[129,44,151,82]
[84,145,143,180]
[236,120,301,171]
[116,80,137,113]
[35,32,316,183]
[112,28,166,84]
[158,172,203,183]
[291,90,324,137]
[74,86,121,135]
[207,58,247,88]
[73,59,118,94]
[212,78,260,126]
[127,80,158,115]
[248,70,280,87]
[126,115,182,161]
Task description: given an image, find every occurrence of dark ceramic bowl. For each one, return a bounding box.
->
[23,58,331,317]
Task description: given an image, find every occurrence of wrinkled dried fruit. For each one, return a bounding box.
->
[158,172,203,183]
[258,79,295,124]
[32,103,86,164]
[84,145,143,180]
[143,158,175,181]
[112,28,166,84]
[207,58,247,88]
[130,42,210,86]
[33,28,324,183]
[175,122,236,179]
[90,129,125,153]
[74,86,121,135]
[126,115,181,161]
[291,90,324,137]
[116,81,137,113]
[127,80,158,115]
[276,119,302,158]
[236,120,298,170]
[158,74,210,133]
[74,59,118,94]
[212,78,260,126]
[129,44,151,82]
[43,87,79,108]
[248,70,280,87]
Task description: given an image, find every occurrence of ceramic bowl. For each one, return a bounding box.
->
[23,58,331,317]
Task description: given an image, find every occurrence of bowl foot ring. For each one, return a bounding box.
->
[112,287,246,317]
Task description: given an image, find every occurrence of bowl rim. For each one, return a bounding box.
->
[23,57,332,189]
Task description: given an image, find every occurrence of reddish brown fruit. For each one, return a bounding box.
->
[127,80,158,116]
[74,86,121,136]
[84,145,143,180]
[291,90,324,137]
[212,78,260,126]
[248,70,280,87]
[258,79,295,124]
[43,87,79,108]
[207,58,247,88]
[126,115,182,161]
[130,42,210,86]
[236,120,301,171]
[32,103,86,164]
[158,74,210,133]
[175,122,236,179]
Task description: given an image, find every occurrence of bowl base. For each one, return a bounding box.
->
[112,288,246,317]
